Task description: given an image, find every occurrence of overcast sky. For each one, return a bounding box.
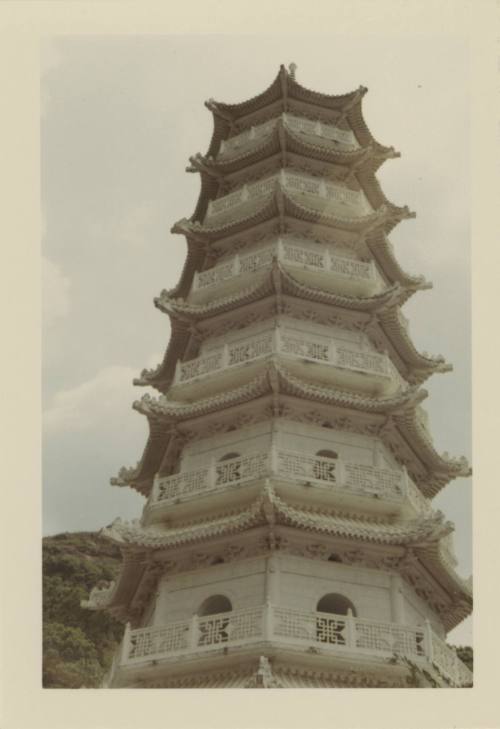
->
[41,35,471,643]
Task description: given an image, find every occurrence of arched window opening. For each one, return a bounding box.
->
[315,593,356,646]
[218,452,241,462]
[197,594,232,616]
[316,593,356,616]
[216,452,242,485]
[197,594,232,647]
[313,450,338,482]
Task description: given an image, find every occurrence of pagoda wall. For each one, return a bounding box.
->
[151,557,267,626]
[179,420,397,473]
[146,555,445,636]
[199,315,381,356]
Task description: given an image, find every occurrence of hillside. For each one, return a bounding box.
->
[42,531,122,688]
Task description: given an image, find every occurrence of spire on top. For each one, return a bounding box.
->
[288,62,297,80]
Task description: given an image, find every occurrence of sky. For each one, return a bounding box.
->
[41,35,471,643]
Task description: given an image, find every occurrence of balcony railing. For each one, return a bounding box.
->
[148,448,430,515]
[204,169,372,224]
[173,328,394,391]
[218,112,358,159]
[114,605,472,687]
[191,237,377,301]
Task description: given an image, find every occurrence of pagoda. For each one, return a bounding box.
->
[83,65,473,688]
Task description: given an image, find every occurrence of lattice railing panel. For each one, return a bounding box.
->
[196,260,237,289]
[156,467,211,501]
[214,451,270,486]
[205,170,370,221]
[343,463,403,498]
[279,332,330,362]
[281,242,326,269]
[192,237,375,296]
[228,332,274,366]
[120,607,472,686]
[355,619,425,656]
[128,621,189,660]
[239,247,275,273]
[218,113,357,159]
[329,255,372,279]
[335,347,391,377]
[276,449,338,484]
[197,607,264,648]
[178,351,224,382]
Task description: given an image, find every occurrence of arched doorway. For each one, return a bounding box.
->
[315,593,356,646]
[197,594,232,646]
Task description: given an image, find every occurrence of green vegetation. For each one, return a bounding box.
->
[43,532,122,688]
[454,645,473,672]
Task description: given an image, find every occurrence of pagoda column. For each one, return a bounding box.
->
[389,574,406,624]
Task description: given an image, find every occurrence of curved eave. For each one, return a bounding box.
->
[135,362,424,422]
[101,483,448,552]
[192,127,400,230]
[203,125,383,174]
[378,308,452,381]
[134,317,191,390]
[393,409,471,497]
[156,264,404,320]
[189,165,219,225]
[368,231,431,292]
[173,190,410,245]
[209,67,373,129]
[136,267,407,392]
[110,418,173,496]
[115,366,466,498]
[162,239,205,301]
[412,545,473,631]
[418,543,473,602]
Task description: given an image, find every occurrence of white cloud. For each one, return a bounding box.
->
[42,256,71,327]
[43,365,139,435]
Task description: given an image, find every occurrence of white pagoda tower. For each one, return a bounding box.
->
[84,65,472,688]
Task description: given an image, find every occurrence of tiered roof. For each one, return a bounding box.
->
[96,482,471,631]
[96,66,471,648]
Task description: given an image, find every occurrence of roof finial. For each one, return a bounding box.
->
[288,62,297,80]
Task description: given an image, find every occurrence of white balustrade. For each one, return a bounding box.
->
[205,169,370,223]
[275,449,338,485]
[342,462,403,498]
[218,113,357,159]
[193,337,384,391]
[152,448,416,511]
[192,238,375,295]
[174,327,391,387]
[334,347,390,377]
[119,604,472,686]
